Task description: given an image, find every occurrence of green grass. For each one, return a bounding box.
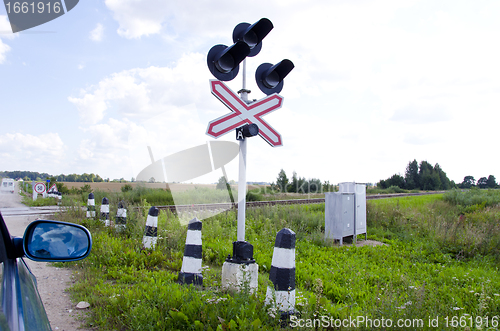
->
[54,190,500,330]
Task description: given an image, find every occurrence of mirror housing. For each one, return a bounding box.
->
[23,220,92,262]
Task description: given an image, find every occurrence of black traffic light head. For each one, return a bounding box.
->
[232,18,273,57]
[207,41,250,81]
[236,123,259,140]
[255,59,294,95]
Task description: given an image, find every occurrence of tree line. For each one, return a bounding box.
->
[459,175,497,189]
[272,169,335,193]
[377,160,498,190]
[0,170,105,182]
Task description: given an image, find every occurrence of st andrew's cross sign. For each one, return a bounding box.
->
[206,80,284,147]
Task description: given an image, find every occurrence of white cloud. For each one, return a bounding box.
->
[105,0,172,39]
[69,52,210,125]
[69,92,109,125]
[73,105,210,180]
[68,52,221,179]
[89,23,104,42]
[0,15,15,37]
[0,15,14,64]
[0,133,66,170]
[0,39,10,64]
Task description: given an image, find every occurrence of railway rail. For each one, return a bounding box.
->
[155,191,445,213]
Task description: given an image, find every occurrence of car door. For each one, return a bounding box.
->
[0,213,51,331]
[0,218,10,330]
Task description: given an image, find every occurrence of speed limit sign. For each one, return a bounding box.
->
[34,182,46,194]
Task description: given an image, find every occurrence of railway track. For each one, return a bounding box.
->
[155,191,445,213]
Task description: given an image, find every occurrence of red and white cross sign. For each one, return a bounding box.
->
[206,80,284,147]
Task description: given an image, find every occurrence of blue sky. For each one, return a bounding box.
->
[0,0,499,185]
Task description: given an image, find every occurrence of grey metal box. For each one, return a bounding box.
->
[325,192,355,244]
[325,183,367,245]
[354,183,367,235]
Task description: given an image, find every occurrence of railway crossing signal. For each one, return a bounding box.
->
[205,18,294,292]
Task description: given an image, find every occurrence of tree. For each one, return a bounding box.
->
[377,179,387,189]
[323,180,333,192]
[377,174,405,189]
[216,176,228,190]
[434,163,450,190]
[487,175,497,188]
[289,171,298,193]
[306,179,319,194]
[296,176,308,193]
[461,176,475,188]
[275,169,289,192]
[477,177,488,189]
[419,161,440,190]
[389,174,405,188]
[404,159,419,190]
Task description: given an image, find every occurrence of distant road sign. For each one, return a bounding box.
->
[34,182,46,194]
[48,184,58,193]
[206,80,284,147]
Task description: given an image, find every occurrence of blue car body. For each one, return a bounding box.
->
[0,213,92,331]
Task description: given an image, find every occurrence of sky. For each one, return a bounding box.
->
[0,0,499,186]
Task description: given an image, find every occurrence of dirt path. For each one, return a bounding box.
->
[0,185,91,331]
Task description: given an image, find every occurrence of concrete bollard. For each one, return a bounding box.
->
[265,228,296,316]
[101,197,110,226]
[142,206,159,249]
[86,193,95,218]
[178,217,203,286]
[115,201,127,231]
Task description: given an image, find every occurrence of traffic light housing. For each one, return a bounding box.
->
[255,59,295,95]
[232,18,273,57]
[207,18,294,91]
[207,41,250,81]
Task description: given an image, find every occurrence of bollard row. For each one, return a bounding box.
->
[84,197,296,309]
[86,195,128,229]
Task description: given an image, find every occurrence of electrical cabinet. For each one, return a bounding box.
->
[325,182,367,245]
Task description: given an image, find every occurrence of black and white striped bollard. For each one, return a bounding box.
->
[115,201,127,231]
[265,228,296,316]
[86,193,95,218]
[101,197,110,226]
[178,218,203,286]
[142,206,158,249]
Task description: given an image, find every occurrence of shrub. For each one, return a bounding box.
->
[121,184,133,192]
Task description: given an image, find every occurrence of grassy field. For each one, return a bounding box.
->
[60,182,218,192]
[49,188,500,330]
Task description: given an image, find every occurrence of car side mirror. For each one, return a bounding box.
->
[23,220,92,262]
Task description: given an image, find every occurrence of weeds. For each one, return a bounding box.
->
[55,189,500,330]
